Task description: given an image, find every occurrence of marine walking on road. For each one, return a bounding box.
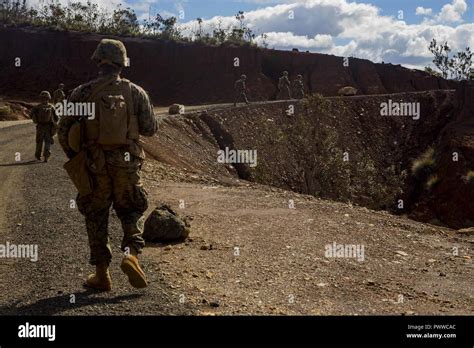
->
[30,91,59,162]
[293,74,305,99]
[58,38,159,292]
[53,83,66,106]
[277,71,292,100]
[233,74,250,106]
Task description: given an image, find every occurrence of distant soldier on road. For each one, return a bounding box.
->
[277,71,291,100]
[53,83,66,105]
[58,39,159,292]
[293,74,305,99]
[233,74,249,106]
[30,91,59,162]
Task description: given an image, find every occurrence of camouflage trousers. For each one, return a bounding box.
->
[277,86,292,100]
[294,88,305,99]
[77,160,148,266]
[233,91,249,105]
[35,123,53,159]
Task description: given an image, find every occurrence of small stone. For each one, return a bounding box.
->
[317,283,327,287]
[366,280,376,286]
[209,301,220,308]
[395,250,408,257]
[439,272,447,277]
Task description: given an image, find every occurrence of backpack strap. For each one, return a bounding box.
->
[120,78,139,141]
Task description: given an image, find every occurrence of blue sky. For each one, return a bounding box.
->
[28,0,473,70]
[130,0,472,25]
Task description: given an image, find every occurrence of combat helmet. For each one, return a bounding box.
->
[241,74,247,79]
[39,91,51,99]
[297,74,302,79]
[59,83,65,89]
[91,39,128,67]
[283,71,288,76]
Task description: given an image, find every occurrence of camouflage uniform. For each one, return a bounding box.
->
[277,71,292,100]
[58,46,159,268]
[53,84,66,105]
[30,92,59,161]
[293,75,305,99]
[233,75,249,106]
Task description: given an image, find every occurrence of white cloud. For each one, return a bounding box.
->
[180,0,472,70]
[415,7,433,16]
[436,0,468,22]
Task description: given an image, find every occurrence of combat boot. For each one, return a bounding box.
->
[85,263,112,291]
[43,157,49,163]
[121,249,148,289]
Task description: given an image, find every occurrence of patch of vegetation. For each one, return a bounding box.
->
[463,170,474,184]
[0,1,257,47]
[302,93,332,115]
[426,174,439,190]
[0,105,13,116]
[411,147,436,177]
[293,97,405,209]
[425,39,472,81]
[252,161,271,183]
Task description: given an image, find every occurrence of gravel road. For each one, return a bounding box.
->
[0,121,472,315]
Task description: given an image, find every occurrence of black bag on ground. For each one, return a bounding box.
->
[144,204,190,242]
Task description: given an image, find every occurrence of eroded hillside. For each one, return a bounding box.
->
[143,83,474,228]
[0,26,457,105]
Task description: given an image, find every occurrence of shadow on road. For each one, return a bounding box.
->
[0,290,144,315]
[0,160,43,167]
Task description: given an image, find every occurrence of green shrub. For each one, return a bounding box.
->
[0,105,13,116]
[0,1,257,47]
[464,170,474,183]
[412,147,436,176]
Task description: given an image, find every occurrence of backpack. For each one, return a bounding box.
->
[36,105,53,123]
[143,204,191,242]
[85,77,139,146]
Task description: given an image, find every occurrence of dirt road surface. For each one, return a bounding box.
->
[0,121,472,315]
